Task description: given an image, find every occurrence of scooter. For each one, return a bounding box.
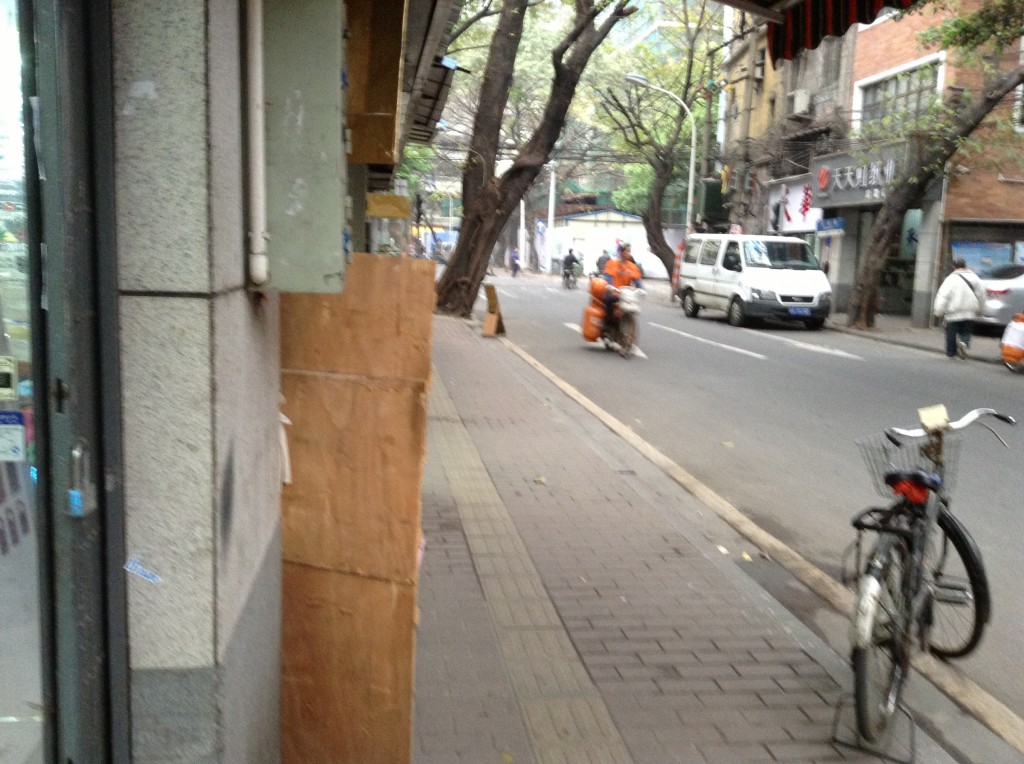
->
[1001,312,1024,372]
[581,279,644,357]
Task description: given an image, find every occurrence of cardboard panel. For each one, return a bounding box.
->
[281,562,415,763]
[280,253,435,381]
[281,372,425,582]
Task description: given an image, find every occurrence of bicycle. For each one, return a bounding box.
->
[563,262,583,290]
[845,405,1014,745]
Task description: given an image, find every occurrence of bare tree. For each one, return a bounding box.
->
[599,1,722,279]
[435,0,638,316]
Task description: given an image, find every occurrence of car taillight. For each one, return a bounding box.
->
[987,288,1010,296]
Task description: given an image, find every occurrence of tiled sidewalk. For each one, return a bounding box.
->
[414,316,957,763]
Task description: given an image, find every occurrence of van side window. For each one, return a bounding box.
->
[684,239,700,264]
[722,243,741,271]
[698,240,719,266]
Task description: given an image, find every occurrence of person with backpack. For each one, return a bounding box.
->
[933,257,985,359]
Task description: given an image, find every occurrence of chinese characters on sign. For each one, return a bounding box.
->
[817,159,897,198]
[810,143,910,209]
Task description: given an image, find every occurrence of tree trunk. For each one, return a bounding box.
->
[846,63,1024,329]
[435,1,637,317]
[642,161,676,278]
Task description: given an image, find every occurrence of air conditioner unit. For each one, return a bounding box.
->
[790,89,810,115]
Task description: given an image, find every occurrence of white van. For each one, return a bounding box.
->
[676,234,832,329]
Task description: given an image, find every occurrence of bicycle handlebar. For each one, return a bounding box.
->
[888,407,1016,440]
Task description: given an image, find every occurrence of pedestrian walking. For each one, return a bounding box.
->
[933,257,985,359]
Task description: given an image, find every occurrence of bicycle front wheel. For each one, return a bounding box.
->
[928,509,990,659]
[852,537,909,744]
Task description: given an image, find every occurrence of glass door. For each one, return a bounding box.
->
[0,2,46,761]
[2,1,122,760]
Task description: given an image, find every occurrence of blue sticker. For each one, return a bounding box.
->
[124,556,162,584]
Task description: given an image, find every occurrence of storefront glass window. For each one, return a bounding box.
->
[0,2,45,760]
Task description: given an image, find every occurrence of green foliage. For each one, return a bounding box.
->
[611,164,654,213]
[396,144,441,197]
[918,0,1024,51]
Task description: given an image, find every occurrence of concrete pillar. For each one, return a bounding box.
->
[912,198,943,328]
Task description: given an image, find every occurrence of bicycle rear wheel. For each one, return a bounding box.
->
[852,537,909,744]
[928,509,990,659]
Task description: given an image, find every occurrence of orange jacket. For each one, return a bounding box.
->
[603,258,642,288]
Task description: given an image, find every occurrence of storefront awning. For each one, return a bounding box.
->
[726,0,917,62]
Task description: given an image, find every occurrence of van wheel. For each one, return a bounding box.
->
[727,298,746,327]
[804,318,825,330]
[682,290,700,318]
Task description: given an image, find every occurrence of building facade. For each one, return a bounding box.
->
[2,1,455,761]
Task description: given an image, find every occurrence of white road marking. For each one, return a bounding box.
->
[648,322,767,359]
[741,328,863,359]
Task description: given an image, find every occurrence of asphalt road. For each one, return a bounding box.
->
[478,270,1024,723]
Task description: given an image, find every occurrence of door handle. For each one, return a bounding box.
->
[68,440,97,517]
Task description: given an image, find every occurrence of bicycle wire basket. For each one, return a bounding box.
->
[855,430,963,499]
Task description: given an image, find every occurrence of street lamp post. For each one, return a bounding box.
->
[624,73,697,235]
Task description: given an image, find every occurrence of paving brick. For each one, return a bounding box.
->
[415,318,945,764]
[696,742,774,761]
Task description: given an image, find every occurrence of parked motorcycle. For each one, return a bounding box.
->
[581,278,643,357]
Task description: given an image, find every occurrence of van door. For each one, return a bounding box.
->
[695,239,722,308]
[714,239,744,308]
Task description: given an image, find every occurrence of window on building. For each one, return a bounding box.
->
[860,62,940,126]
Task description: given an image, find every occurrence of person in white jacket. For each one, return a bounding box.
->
[932,258,985,358]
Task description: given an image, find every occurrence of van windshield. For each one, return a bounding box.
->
[743,241,820,270]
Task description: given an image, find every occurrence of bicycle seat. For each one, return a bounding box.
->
[884,469,942,491]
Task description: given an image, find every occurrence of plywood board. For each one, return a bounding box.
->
[281,562,415,764]
[280,252,435,381]
[281,372,426,582]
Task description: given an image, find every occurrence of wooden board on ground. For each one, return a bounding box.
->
[482,283,505,337]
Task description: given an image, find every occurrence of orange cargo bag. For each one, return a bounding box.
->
[582,304,604,342]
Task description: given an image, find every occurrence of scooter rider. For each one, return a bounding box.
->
[601,243,643,331]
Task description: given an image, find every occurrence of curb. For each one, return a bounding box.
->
[826,321,1004,365]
